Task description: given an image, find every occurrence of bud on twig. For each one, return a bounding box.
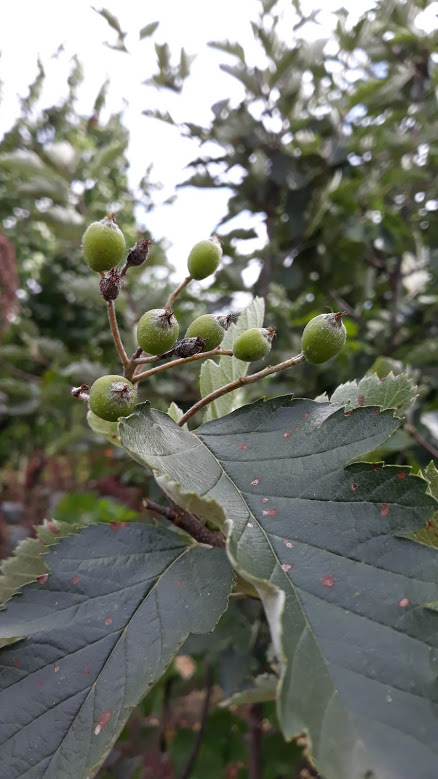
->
[122,237,154,275]
[71,384,90,402]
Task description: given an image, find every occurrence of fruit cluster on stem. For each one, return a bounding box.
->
[72,215,348,427]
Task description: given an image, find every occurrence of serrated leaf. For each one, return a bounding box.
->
[208,40,246,63]
[139,21,159,40]
[167,401,188,429]
[199,296,264,421]
[0,516,96,609]
[409,462,438,550]
[119,400,438,779]
[0,524,232,777]
[330,371,417,416]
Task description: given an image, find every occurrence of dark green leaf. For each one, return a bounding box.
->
[0,524,232,777]
[119,400,438,779]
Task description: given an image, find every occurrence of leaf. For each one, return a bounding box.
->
[139,21,159,40]
[409,462,438,550]
[208,40,246,63]
[220,673,277,707]
[87,409,123,448]
[0,515,97,609]
[0,524,232,777]
[330,371,417,417]
[119,400,438,779]
[92,7,125,37]
[167,401,188,429]
[199,296,264,421]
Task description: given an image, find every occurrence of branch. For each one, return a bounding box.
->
[246,703,263,779]
[106,300,129,368]
[143,498,225,548]
[405,422,438,461]
[177,352,306,427]
[165,274,192,310]
[179,665,214,779]
[132,349,234,384]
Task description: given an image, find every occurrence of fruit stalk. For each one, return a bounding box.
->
[106,299,129,368]
[165,274,192,310]
[132,348,234,384]
[177,352,306,427]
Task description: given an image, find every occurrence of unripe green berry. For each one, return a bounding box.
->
[187,237,222,280]
[185,314,225,351]
[233,328,274,362]
[137,308,179,355]
[89,375,136,422]
[301,312,346,364]
[82,214,126,272]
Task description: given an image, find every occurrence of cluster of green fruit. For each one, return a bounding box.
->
[81,215,347,423]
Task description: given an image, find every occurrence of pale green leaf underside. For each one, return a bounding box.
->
[329,371,417,417]
[0,524,232,778]
[199,296,264,421]
[119,399,438,779]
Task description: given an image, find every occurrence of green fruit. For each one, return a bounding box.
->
[89,375,136,422]
[301,312,346,364]
[187,237,222,280]
[185,314,225,351]
[137,308,179,355]
[233,328,274,362]
[82,214,126,272]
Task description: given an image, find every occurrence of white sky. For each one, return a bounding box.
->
[1,0,436,271]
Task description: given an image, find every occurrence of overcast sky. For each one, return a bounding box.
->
[1,0,436,271]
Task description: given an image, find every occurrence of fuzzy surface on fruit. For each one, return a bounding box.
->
[301,312,346,364]
[89,374,136,422]
[137,308,179,355]
[185,314,225,351]
[233,327,274,362]
[187,237,222,280]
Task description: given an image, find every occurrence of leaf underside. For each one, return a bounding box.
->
[0,524,232,778]
[119,399,438,779]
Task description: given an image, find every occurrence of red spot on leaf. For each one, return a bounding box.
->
[94,709,111,735]
[14,658,20,669]
[351,483,358,491]
[398,471,406,480]
[105,617,113,626]
[54,666,59,673]
[281,563,293,572]
[262,508,278,516]
[380,376,387,382]
[47,520,59,535]
[251,477,262,486]
[398,598,410,608]
[284,540,294,548]
[358,395,365,406]
[303,412,309,418]
[37,574,49,585]
[283,432,292,438]
[84,667,91,675]
[322,575,335,588]
[104,449,114,458]
[295,426,300,432]
[381,503,390,516]
[110,521,127,531]
[72,576,80,585]
[373,408,379,415]
[344,410,353,418]
[237,444,249,450]
[39,678,44,687]
[261,497,269,504]
[176,579,182,587]
[371,463,378,471]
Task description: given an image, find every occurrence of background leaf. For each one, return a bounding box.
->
[329,372,418,416]
[0,523,233,778]
[199,296,265,421]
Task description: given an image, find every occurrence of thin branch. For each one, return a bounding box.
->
[106,300,129,368]
[143,498,225,548]
[179,665,214,779]
[132,349,234,384]
[165,275,192,310]
[178,352,306,427]
[405,423,438,461]
[246,703,263,779]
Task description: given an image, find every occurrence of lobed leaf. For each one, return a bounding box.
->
[120,399,438,779]
[0,524,232,778]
